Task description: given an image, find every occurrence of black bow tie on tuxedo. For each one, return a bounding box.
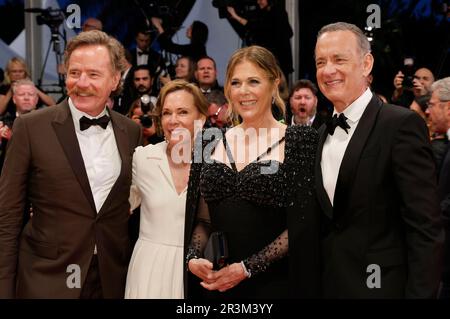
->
[137,50,149,56]
[79,115,110,131]
[326,113,350,135]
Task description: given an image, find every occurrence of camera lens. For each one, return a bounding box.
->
[140,115,153,128]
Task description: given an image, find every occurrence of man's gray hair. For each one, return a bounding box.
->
[317,22,371,55]
[431,77,450,102]
[11,79,37,95]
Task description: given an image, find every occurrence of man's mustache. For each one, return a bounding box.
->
[67,87,96,96]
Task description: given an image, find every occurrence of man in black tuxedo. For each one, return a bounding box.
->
[312,22,444,298]
[429,77,450,298]
[130,30,162,74]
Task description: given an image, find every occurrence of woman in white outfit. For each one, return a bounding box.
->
[125,80,208,298]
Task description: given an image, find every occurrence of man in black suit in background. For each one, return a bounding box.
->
[428,77,450,298]
[310,22,443,298]
[288,79,326,130]
[130,30,162,73]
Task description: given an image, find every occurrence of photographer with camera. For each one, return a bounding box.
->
[131,64,158,105]
[151,17,208,62]
[127,96,161,147]
[392,64,434,110]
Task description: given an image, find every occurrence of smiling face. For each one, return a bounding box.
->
[161,89,205,148]
[228,60,277,123]
[315,30,373,111]
[65,44,120,116]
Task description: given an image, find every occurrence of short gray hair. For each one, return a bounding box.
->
[11,79,37,95]
[431,77,450,102]
[317,22,371,55]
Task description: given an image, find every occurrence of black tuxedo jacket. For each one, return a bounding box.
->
[0,101,141,298]
[438,144,450,284]
[314,94,444,298]
[130,48,163,75]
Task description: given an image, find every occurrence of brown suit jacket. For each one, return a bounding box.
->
[0,100,141,298]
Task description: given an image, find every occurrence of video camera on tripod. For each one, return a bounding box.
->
[25,7,67,95]
[25,8,65,32]
[136,0,182,33]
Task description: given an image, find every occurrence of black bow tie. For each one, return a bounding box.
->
[326,113,350,135]
[137,50,149,56]
[79,115,110,131]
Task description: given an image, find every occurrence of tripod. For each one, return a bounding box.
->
[38,24,66,97]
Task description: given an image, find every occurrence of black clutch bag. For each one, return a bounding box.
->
[204,231,229,270]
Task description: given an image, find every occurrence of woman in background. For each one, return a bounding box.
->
[151,18,208,62]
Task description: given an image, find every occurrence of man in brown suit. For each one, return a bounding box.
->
[0,31,141,298]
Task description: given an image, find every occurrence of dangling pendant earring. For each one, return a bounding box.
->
[272,96,275,104]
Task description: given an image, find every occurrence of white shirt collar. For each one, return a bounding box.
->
[447,128,450,141]
[68,97,108,132]
[334,88,373,124]
[291,113,316,126]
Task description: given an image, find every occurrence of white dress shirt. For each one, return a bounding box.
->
[136,48,149,66]
[68,98,121,213]
[291,114,316,126]
[321,88,373,205]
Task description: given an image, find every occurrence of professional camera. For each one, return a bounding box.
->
[140,94,154,128]
[213,0,257,19]
[402,57,416,90]
[25,7,65,31]
[138,0,180,28]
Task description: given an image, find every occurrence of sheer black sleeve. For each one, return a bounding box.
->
[243,229,288,277]
[186,196,212,263]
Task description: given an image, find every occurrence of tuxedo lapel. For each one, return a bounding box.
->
[51,101,96,214]
[333,95,382,219]
[315,125,333,219]
[97,110,131,217]
[438,144,450,201]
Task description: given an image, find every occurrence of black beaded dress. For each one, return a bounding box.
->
[184,125,318,298]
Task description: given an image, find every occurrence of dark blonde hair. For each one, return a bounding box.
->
[6,57,30,83]
[154,79,209,133]
[64,30,126,94]
[224,45,285,122]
